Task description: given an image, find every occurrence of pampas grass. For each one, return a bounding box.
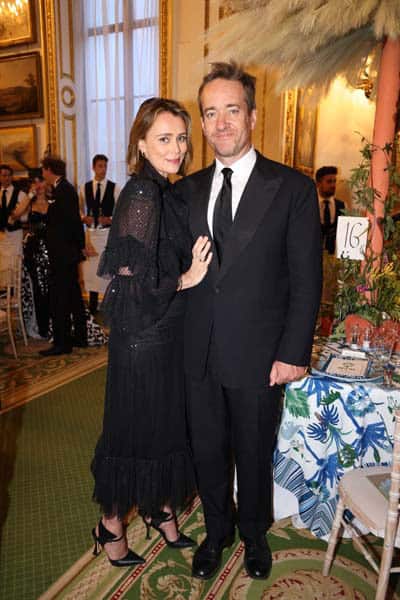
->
[207,0,400,95]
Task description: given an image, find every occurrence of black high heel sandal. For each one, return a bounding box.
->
[143,511,196,549]
[92,519,145,567]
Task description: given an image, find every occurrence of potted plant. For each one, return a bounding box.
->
[334,137,400,344]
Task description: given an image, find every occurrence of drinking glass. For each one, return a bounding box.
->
[373,337,394,387]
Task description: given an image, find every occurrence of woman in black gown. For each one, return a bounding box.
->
[91,98,212,566]
[22,176,50,338]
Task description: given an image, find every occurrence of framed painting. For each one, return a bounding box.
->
[0,125,37,171]
[0,0,36,47]
[293,86,318,177]
[0,52,43,120]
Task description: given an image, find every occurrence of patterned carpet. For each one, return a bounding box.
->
[0,338,108,412]
[53,498,400,600]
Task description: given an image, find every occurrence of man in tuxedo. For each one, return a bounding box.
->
[176,62,322,581]
[39,157,87,356]
[0,164,28,262]
[79,154,120,314]
[316,165,345,255]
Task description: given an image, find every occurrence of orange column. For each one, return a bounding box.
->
[369,37,400,256]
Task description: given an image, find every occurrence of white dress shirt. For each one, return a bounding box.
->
[79,178,120,212]
[207,146,257,236]
[0,185,27,208]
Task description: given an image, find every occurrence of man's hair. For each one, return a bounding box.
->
[315,166,338,182]
[92,154,108,167]
[41,156,66,177]
[198,61,256,116]
[0,164,13,176]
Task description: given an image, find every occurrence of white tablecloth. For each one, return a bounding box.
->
[273,371,400,538]
[81,227,110,295]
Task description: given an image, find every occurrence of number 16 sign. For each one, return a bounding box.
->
[336,216,369,260]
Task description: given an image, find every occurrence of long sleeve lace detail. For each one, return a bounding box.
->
[98,172,190,335]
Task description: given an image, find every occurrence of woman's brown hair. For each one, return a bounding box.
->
[126,97,193,176]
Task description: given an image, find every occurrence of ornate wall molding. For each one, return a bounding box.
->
[61,112,77,183]
[57,0,74,81]
[41,0,59,155]
[61,85,76,108]
[282,89,297,167]
[159,0,172,97]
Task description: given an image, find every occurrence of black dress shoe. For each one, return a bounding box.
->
[71,338,88,348]
[192,533,235,580]
[242,536,272,579]
[39,346,72,357]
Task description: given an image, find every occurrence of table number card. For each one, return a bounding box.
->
[324,356,370,378]
[336,216,369,260]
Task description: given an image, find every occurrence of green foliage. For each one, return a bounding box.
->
[334,137,400,325]
[285,387,310,419]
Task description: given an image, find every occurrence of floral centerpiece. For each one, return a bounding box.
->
[334,137,400,338]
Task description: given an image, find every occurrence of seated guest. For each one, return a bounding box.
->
[316,166,345,255]
[39,156,87,356]
[79,154,120,315]
[0,164,28,267]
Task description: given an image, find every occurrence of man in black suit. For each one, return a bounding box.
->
[316,165,345,255]
[176,62,322,581]
[40,157,87,356]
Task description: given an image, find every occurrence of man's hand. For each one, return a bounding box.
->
[269,361,308,386]
[82,215,94,226]
[99,216,112,226]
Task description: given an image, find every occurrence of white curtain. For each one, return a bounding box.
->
[77,0,159,186]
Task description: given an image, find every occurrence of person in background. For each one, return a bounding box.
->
[91,98,212,567]
[0,164,28,267]
[79,154,121,315]
[316,165,345,255]
[176,61,322,582]
[39,156,87,356]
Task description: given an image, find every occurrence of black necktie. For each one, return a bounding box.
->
[323,200,331,227]
[213,167,233,264]
[1,189,7,231]
[93,182,101,227]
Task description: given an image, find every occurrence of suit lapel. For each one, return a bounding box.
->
[189,164,220,280]
[217,155,283,282]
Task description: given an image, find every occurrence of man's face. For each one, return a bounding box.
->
[0,169,12,188]
[93,159,107,181]
[41,166,54,185]
[317,174,337,198]
[200,78,256,165]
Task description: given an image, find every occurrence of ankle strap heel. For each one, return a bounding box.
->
[92,519,145,567]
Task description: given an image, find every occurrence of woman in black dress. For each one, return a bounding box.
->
[22,175,50,338]
[91,98,211,566]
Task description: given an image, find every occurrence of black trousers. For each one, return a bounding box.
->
[186,370,282,542]
[49,262,87,349]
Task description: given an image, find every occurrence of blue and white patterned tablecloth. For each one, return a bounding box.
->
[273,358,400,538]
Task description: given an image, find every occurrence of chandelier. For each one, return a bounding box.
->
[0,0,28,18]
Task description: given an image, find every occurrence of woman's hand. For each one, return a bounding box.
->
[179,236,212,290]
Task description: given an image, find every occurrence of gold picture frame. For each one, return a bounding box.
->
[293,87,318,177]
[0,0,36,48]
[0,52,43,121]
[0,124,37,172]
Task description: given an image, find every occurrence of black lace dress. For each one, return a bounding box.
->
[23,210,50,338]
[22,207,108,345]
[91,160,196,519]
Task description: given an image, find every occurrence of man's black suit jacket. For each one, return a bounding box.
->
[176,152,322,388]
[47,178,85,267]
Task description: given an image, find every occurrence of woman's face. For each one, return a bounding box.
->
[32,178,46,195]
[138,111,188,177]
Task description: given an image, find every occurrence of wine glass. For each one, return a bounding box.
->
[373,336,394,387]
